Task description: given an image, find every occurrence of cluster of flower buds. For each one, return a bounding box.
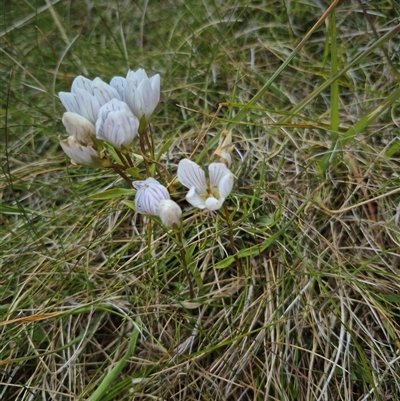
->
[59,68,234,230]
[59,69,160,165]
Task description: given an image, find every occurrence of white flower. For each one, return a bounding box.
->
[95,99,139,150]
[60,136,106,167]
[177,159,234,211]
[110,68,160,123]
[62,112,95,145]
[133,178,182,228]
[59,76,121,124]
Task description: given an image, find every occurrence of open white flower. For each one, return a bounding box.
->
[59,76,121,124]
[177,159,234,211]
[60,136,108,167]
[95,99,139,150]
[110,68,160,123]
[133,178,181,228]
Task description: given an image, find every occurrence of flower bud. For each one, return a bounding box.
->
[158,199,182,229]
[60,136,110,167]
[95,99,139,150]
[110,69,160,123]
[133,178,182,228]
[59,76,120,124]
[62,112,95,145]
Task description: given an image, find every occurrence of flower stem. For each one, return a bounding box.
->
[138,132,150,176]
[147,124,156,160]
[221,202,241,273]
[111,165,133,187]
[175,230,194,299]
[115,149,130,168]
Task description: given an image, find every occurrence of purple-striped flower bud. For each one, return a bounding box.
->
[95,99,139,150]
[132,178,182,228]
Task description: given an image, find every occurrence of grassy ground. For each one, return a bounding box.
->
[1,0,400,400]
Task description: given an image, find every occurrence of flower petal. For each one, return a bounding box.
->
[186,187,206,209]
[177,159,207,194]
[110,76,127,97]
[71,75,94,94]
[74,89,101,124]
[205,196,224,211]
[92,78,121,105]
[217,170,234,199]
[208,163,231,188]
[137,79,154,120]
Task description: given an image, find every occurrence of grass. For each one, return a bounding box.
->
[1,0,400,400]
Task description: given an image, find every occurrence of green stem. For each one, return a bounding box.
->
[221,203,241,273]
[176,230,194,298]
[138,132,150,176]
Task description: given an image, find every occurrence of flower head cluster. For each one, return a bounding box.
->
[177,159,234,211]
[59,69,160,165]
[58,68,235,232]
[132,178,182,229]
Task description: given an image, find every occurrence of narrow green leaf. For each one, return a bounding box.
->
[0,204,34,215]
[385,138,400,158]
[87,326,139,401]
[122,200,136,211]
[330,10,339,140]
[87,188,134,201]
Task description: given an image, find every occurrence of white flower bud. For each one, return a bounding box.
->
[60,136,108,167]
[62,112,95,145]
[59,76,120,124]
[133,178,182,228]
[95,99,139,150]
[110,69,160,123]
[158,199,182,229]
[133,178,170,216]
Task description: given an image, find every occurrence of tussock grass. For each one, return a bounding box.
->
[1,1,400,400]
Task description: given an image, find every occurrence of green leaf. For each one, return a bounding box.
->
[0,204,35,215]
[384,138,400,158]
[126,167,141,179]
[155,138,172,162]
[121,200,136,211]
[87,188,134,201]
[87,325,139,401]
[215,241,269,269]
[186,244,203,289]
